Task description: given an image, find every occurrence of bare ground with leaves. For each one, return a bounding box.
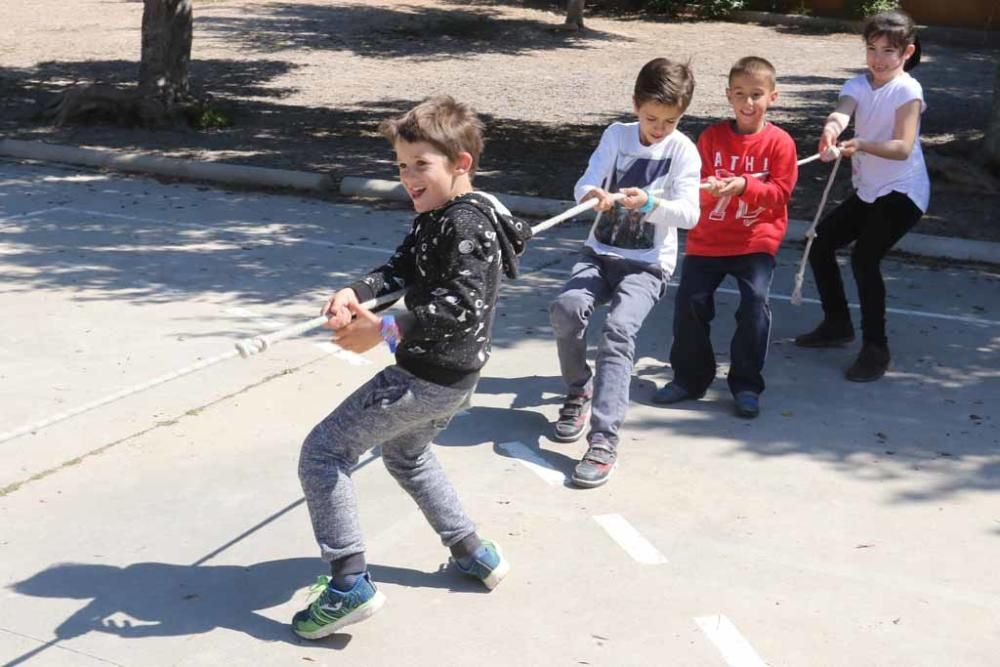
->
[1,0,996,240]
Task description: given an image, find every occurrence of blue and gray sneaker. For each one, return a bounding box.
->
[453,539,510,591]
[291,573,386,640]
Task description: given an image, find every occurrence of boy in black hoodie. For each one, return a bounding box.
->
[292,96,532,639]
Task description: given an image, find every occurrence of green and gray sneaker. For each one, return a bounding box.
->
[453,539,510,591]
[291,573,386,640]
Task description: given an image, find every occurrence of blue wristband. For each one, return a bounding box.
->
[380,315,400,353]
[638,188,656,214]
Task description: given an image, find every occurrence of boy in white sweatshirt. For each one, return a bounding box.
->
[549,57,701,488]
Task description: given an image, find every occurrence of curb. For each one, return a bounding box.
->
[342,176,1000,265]
[341,176,577,218]
[728,10,1000,48]
[2,139,996,265]
[0,138,334,192]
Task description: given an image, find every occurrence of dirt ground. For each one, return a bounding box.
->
[1,0,997,241]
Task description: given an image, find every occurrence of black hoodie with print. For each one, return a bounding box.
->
[349,192,533,388]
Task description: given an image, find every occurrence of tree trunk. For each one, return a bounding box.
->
[139,0,193,108]
[44,0,195,127]
[986,62,1000,172]
[565,0,585,27]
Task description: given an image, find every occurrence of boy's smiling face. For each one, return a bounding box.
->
[726,71,778,134]
[394,139,473,213]
[633,100,684,146]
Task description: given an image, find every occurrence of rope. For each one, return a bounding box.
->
[684,147,844,306]
[0,197,607,445]
[235,196,612,358]
[792,150,843,305]
[698,151,830,190]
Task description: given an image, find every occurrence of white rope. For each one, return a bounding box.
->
[683,147,844,306]
[235,196,611,358]
[1,197,604,445]
[792,148,843,305]
[697,151,829,190]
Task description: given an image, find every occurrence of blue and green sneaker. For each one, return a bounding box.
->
[291,573,386,640]
[453,539,510,591]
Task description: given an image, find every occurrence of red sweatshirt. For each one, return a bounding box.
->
[686,121,798,257]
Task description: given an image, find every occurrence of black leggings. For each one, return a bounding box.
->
[808,191,922,346]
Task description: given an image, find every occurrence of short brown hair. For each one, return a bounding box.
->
[728,56,776,89]
[633,58,695,112]
[379,95,485,172]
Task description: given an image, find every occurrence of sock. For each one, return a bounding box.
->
[330,552,366,591]
[450,532,483,567]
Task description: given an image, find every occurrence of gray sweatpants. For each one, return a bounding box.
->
[298,364,476,564]
[549,251,666,444]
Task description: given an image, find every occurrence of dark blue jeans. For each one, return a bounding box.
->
[669,253,776,397]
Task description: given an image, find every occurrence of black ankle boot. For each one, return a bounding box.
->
[794,318,855,348]
[846,342,890,382]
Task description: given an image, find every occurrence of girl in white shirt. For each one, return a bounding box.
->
[794,10,928,382]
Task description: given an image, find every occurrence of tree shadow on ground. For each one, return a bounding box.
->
[629,280,1000,508]
[2,168,993,512]
[2,32,997,240]
[440,261,1000,513]
[195,2,625,60]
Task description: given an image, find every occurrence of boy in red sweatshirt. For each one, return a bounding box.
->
[652,56,798,418]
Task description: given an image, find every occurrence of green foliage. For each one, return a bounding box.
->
[645,0,746,18]
[846,0,899,19]
[696,0,746,17]
[191,105,233,130]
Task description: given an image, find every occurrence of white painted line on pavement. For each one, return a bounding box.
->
[761,288,999,327]
[695,615,768,667]
[313,341,371,366]
[536,266,999,328]
[593,514,668,565]
[226,306,288,331]
[0,207,68,224]
[497,440,565,485]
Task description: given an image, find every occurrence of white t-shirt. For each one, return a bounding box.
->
[842,72,930,212]
[574,122,701,275]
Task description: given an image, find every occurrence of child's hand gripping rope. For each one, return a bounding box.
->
[695,149,831,192]
[234,195,625,358]
[688,148,843,305]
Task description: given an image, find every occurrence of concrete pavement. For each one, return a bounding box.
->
[1,159,997,666]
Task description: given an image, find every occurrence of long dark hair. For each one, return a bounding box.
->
[863,10,921,72]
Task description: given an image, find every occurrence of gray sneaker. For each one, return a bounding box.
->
[553,394,591,442]
[571,438,617,488]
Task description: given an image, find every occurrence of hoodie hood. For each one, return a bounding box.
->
[442,192,533,279]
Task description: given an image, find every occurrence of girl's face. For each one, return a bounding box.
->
[865,34,915,86]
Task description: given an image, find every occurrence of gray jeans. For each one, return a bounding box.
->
[298,365,476,564]
[549,251,666,444]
